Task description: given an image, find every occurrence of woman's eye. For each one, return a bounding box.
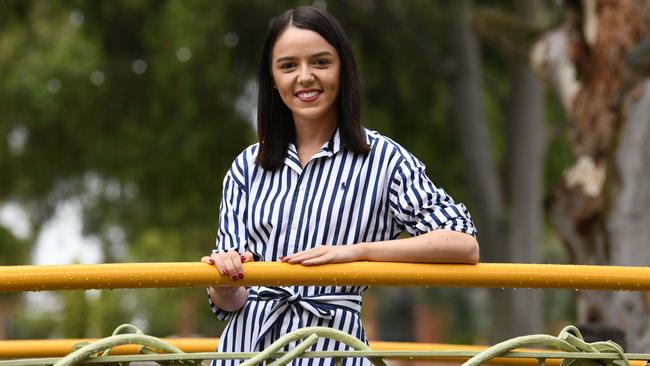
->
[279,63,296,70]
[314,59,330,67]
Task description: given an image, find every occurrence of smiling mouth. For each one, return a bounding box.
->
[296,90,320,102]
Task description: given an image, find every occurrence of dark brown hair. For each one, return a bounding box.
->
[255,5,370,170]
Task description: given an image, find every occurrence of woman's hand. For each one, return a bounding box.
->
[201,250,254,282]
[281,245,363,266]
[281,230,479,266]
[201,250,253,312]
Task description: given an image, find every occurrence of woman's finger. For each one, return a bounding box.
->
[299,248,334,265]
[285,251,312,263]
[287,247,327,263]
[289,246,320,258]
[242,251,255,263]
[224,251,243,281]
[301,254,331,266]
[212,254,229,276]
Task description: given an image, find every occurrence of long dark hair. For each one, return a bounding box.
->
[256,5,370,170]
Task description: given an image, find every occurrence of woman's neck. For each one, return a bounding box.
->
[293,117,337,166]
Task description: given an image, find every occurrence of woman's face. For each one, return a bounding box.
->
[271,26,340,126]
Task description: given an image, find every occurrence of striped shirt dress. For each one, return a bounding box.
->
[209,129,476,366]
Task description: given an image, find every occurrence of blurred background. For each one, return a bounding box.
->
[1,0,650,352]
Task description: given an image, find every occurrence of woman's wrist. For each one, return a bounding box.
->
[353,242,369,261]
[212,286,243,297]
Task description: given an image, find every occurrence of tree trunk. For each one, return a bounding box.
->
[533,0,650,352]
[504,0,545,337]
[447,0,504,264]
[604,81,650,349]
[446,0,512,343]
[0,300,9,339]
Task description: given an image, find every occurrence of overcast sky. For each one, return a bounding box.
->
[1,200,102,265]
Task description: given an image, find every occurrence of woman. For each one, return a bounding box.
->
[201,5,479,366]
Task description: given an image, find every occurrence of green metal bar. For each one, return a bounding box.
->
[3,324,647,366]
[237,327,387,366]
[462,325,629,366]
[51,334,185,366]
[3,350,650,366]
[268,334,319,366]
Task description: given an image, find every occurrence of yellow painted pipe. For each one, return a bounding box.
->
[0,338,645,366]
[0,338,215,357]
[1,262,650,292]
[0,338,582,365]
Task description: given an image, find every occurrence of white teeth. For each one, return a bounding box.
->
[298,91,318,99]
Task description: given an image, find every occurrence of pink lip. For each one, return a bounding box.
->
[296,89,321,103]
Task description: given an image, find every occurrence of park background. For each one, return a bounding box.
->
[1,0,650,352]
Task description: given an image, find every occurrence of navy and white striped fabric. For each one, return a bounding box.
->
[209,128,476,366]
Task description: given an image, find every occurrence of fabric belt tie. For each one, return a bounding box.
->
[249,287,362,351]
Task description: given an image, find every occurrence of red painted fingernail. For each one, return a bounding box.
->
[209,259,215,264]
[231,276,238,281]
[238,273,244,279]
[240,255,246,262]
[222,269,229,276]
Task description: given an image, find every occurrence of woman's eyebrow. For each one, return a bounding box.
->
[275,56,295,63]
[275,51,334,63]
[310,51,334,58]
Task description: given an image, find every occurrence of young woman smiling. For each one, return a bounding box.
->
[201,5,479,366]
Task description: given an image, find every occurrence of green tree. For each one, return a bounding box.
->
[0,0,574,342]
[0,226,28,338]
[61,291,89,338]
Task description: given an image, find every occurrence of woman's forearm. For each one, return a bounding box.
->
[209,286,248,312]
[356,229,479,264]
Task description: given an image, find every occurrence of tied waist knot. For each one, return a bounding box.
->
[249,287,362,350]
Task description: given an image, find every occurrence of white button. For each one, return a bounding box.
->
[299,185,306,191]
[291,223,298,230]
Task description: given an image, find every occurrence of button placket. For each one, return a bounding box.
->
[287,164,310,245]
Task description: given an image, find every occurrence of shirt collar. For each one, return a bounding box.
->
[284,128,343,172]
[325,127,368,155]
[317,127,342,158]
[327,128,343,156]
[285,144,302,173]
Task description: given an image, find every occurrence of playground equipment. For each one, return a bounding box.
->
[1,262,648,365]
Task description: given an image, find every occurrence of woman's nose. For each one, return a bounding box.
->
[297,65,315,84]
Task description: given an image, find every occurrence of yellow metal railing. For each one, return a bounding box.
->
[2,262,648,364]
[0,338,504,359]
[1,334,646,366]
[1,337,645,366]
[2,262,650,292]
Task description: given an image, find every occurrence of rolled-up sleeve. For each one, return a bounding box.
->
[209,160,249,321]
[388,156,476,238]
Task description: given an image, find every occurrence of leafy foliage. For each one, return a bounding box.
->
[0,0,571,341]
